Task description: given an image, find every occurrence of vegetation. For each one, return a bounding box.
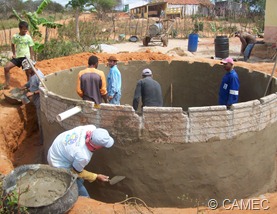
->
[0,176,29,214]
[0,0,268,60]
[0,0,64,19]
[66,0,118,41]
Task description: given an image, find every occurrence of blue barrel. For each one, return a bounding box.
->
[188,33,199,52]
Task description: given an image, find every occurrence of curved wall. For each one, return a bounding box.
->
[40,60,277,207]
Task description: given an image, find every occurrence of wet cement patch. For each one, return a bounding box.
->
[16,168,69,207]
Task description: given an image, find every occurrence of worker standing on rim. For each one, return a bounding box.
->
[133,68,163,111]
[235,31,256,62]
[47,125,114,197]
[218,57,240,107]
[76,55,108,105]
[107,56,122,105]
[20,59,44,145]
[3,21,35,89]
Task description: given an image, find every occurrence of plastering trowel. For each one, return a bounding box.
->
[108,176,126,185]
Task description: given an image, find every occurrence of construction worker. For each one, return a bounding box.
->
[107,56,122,105]
[4,21,35,89]
[235,31,256,62]
[133,68,163,111]
[76,55,108,105]
[47,125,114,197]
[219,57,240,107]
[20,59,44,144]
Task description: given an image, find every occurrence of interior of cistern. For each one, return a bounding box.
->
[36,60,277,208]
[44,60,277,111]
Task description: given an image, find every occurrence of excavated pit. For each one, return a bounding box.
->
[39,60,277,207]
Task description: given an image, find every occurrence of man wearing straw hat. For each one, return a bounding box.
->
[107,56,122,105]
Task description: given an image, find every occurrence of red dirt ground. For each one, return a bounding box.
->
[0,50,277,213]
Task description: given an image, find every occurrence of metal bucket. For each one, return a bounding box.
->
[2,164,78,214]
[20,95,30,104]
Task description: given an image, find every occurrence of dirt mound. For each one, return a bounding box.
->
[0,51,172,88]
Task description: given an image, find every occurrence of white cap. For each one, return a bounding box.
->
[22,59,36,70]
[90,128,114,148]
[142,68,152,76]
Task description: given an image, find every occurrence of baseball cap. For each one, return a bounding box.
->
[142,68,152,76]
[221,57,234,65]
[90,128,114,148]
[108,56,118,61]
[22,59,36,70]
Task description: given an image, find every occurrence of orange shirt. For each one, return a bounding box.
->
[76,68,107,104]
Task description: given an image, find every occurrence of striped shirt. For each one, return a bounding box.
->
[76,68,107,104]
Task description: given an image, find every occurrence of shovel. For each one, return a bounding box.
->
[108,176,125,185]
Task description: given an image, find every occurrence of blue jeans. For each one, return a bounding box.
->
[109,93,121,105]
[244,43,255,61]
[76,178,90,197]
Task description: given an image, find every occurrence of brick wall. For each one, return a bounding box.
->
[40,86,277,144]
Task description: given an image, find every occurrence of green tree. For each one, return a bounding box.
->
[0,0,24,18]
[66,0,89,42]
[66,0,117,41]
[234,0,266,14]
[91,0,118,19]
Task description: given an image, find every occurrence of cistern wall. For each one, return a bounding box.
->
[40,60,277,207]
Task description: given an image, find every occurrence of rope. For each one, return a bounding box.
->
[113,197,154,214]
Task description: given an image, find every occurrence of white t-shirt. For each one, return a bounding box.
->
[47,125,96,172]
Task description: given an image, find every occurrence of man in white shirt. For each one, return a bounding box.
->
[47,125,114,197]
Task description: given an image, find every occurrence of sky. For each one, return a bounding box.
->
[52,0,215,7]
[52,0,140,7]
[52,0,70,6]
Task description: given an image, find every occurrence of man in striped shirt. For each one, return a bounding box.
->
[76,55,108,104]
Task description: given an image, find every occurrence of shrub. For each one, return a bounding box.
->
[38,39,82,60]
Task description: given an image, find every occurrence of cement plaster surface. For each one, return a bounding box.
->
[40,60,277,207]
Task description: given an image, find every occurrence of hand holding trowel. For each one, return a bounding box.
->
[108,175,126,185]
[98,174,126,185]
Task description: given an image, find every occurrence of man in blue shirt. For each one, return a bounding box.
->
[107,56,122,105]
[21,59,44,144]
[219,57,240,107]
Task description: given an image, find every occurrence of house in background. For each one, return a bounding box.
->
[130,0,214,19]
[214,0,244,17]
[115,0,150,12]
[264,0,277,44]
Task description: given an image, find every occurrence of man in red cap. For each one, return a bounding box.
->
[47,125,114,197]
[219,57,240,107]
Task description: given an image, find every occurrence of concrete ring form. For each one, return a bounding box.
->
[41,60,277,208]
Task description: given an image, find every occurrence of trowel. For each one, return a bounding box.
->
[108,176,125,185]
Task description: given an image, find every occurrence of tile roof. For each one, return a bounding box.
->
[164,0,213,6]
[165,0,200,5]
[198,0,214,7]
